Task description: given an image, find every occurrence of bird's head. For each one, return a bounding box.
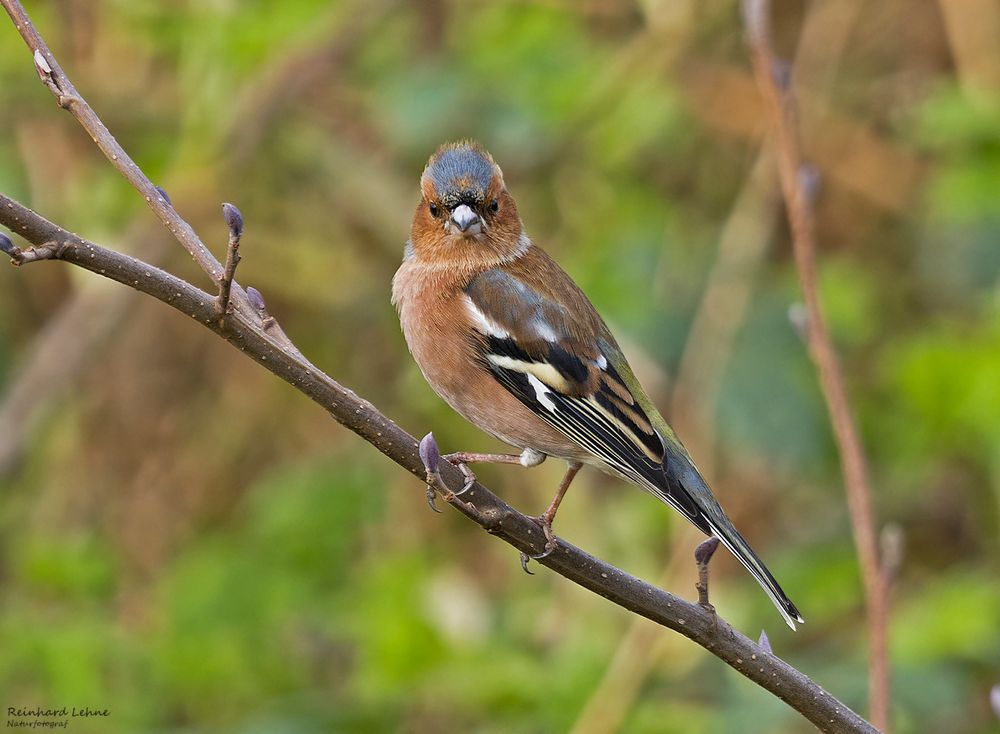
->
[410,141,524,265]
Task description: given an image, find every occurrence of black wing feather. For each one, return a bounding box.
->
[484,353,703,522]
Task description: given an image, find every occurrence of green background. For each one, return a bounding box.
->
[1,1,998,732]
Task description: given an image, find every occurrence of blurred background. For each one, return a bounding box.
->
[1,0,998,732]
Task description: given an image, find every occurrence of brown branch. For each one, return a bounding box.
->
[0,231,61,264]
[216,203,244,320]
[742,1,891,730]
[1,192,875,734]
[1,0,223,281]
[0,1,879,730]
[694,537,721,612]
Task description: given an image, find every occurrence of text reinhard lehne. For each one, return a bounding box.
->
[7,707,110,717]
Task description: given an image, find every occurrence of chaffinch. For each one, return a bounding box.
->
[393,140,803,629]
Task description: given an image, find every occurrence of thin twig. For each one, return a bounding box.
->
[694,537,721,611]
[0,0,224,281]
[217,203,244,319]
[0,231,61,264]
[742,1,890,730]
[0,192,876,734]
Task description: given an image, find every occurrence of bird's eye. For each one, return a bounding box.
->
[489,199,499,214]
[428,202,440,218]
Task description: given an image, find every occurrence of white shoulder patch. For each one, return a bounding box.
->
[533,320,558,343]
[595,354,608,370]
[463,295,510,338]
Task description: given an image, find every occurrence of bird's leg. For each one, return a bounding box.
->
[524,461,582,562]
[442,447,546,496]
[694,537,722,614]
[420,433,548,511]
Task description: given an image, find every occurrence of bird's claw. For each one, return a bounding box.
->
[528,515,559,558]
[539,514,559,551]
[424,471,458,512]
[519,552,535,575]
[529,545,555,561]
[519,542,555,575]
[443,454,477,496]
[425,482,442,513]
[454,477,474,496]
[518,514,559,573]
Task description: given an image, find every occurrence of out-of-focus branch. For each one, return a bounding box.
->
[742,1,890,730]
[1,193,875,734]
[680,63,922,214]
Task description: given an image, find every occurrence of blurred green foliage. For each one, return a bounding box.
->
[1,1,999,732]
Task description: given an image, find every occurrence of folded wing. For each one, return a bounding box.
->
[463,267,704,524]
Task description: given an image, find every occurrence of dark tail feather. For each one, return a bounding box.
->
[701,513,804,630]
[654,450,803,629]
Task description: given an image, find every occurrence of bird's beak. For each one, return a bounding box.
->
[449,204,482,234]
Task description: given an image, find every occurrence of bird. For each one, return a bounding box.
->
[392,140,803,630]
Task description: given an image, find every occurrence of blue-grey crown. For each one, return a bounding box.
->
[424,143,495,208]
